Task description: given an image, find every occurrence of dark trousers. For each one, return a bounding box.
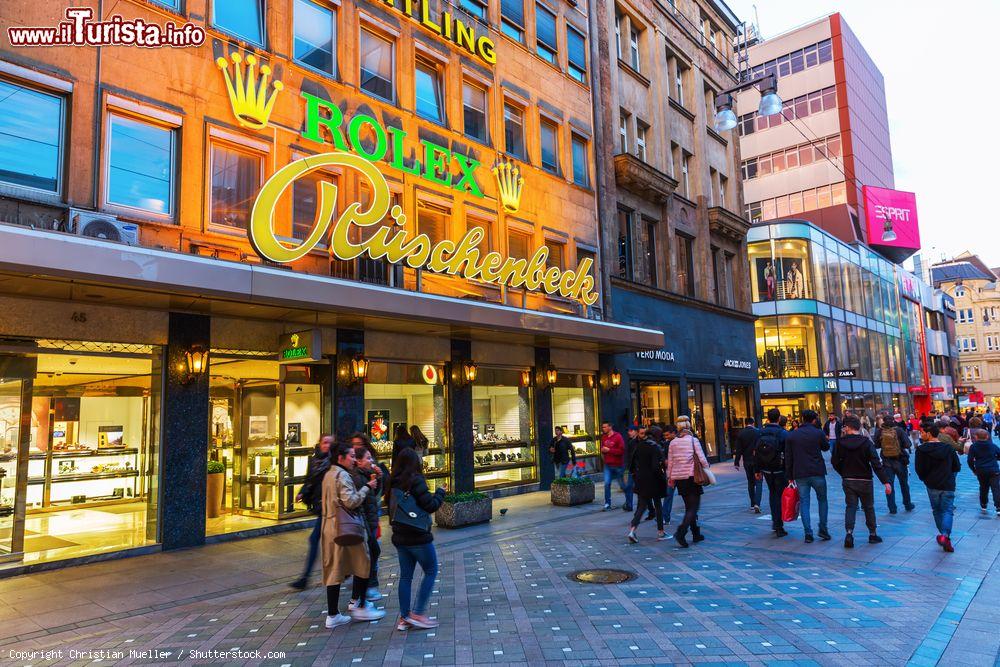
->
[631,495,663,531]
[743,462,763,507]
[367,531,381,587]
[676,491,701,536]
[843,479,877,534]
[883,457,912,512]
[327,576,368,615]
[301,517,321,579]
[976,470,1000,509]
[763,471,787,530]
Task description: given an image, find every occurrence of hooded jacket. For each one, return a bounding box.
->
[784,423,829,480]
[915,440,961,491]
[967,440,1000,475]
[831,433,888,482]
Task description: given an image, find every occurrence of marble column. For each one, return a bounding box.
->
[334,329,364,442]
[449,339,474,493]
[534,347,554,489]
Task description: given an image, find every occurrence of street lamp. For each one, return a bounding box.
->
[713,73,783,132]
[882,219,898,242]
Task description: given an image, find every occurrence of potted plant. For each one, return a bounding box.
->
[206,460,226,518]
[435,491,492,528]
[551,476,595,506]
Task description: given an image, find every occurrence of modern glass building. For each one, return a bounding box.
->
[748,220,913,419]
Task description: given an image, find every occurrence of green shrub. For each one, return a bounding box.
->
[552,476,592,486]
[444,491,488,503]
[207,460,226,475]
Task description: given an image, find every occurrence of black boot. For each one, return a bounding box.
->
[289,577,308,591]
[691,526,705,543]
[674,529,689,548]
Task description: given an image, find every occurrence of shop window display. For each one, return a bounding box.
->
[687,383,718,458]
[473,368,535,490]
[749,239,811,302]
[364,362,450,491]
[633,382,681,427]
[551,374,600,474]
[756,316,819,379]
[721,384,752,456]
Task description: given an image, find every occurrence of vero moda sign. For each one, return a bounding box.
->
[863,186,921,257]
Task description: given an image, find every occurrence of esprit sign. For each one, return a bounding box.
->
[863,186,921,252]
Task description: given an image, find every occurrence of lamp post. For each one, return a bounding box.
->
[712,23,784,133]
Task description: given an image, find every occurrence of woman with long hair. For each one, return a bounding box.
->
[320,441,382,629]
[410,424,430,457]
[389,447,446,630]
[391,422,416,465]
[667,416,710,548]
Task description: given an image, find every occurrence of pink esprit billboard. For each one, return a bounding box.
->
[863,185,921,252]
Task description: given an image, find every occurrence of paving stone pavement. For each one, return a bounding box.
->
[2,459,1000,666]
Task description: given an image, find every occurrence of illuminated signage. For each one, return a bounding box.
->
[278,329,322,363]
[863,186,920,252]
[822,369,857,379]
[375,0,496,66]
[723,359,752,370]
[217,52,283,130]
[635,349,675,362]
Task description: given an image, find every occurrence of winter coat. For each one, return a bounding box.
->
[321,464,371,586]
[628,437,667,499]
[391,436,417,464]
[299,448,331,515]
[389,475,445,547]
[915,441,962,491]
[351,468,383,534]
[823,418,842,442]
[967,440,1000,475]
[601,430,625,467]
[733,426,760,467]
[784,423,829,480]
[550,435,576,465]
[667,432,709,481]
[831,434,888,483]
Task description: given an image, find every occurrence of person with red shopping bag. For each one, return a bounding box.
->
[753,408,789,538]
[784,410,831,543]
[781,482,800,523]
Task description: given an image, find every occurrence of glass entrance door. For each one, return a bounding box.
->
[721,384,752,459]
[0,378,26,562]
[687,382,718,459]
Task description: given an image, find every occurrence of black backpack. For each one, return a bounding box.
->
[755,429,783,472]
[299,455,331,512]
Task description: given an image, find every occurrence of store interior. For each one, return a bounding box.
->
[472,368,535,490]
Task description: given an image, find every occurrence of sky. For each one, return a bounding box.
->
[724,0,1000,269]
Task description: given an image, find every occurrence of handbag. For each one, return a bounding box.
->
[391,487,432,532]
[332,470,366,546]
[691,437,715,486]
[781,484,801,523]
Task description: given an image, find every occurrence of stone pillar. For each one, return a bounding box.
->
[599,352,631,432]
[534,347,555,489]
[449,339,474,493]
[161,312,210,551]
[334,329,364,442]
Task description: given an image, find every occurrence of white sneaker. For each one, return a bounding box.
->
[366,587,383,601]
[981,507,989,515]
[351,606,386,622]
[348,599,374,612]
[325,613,351,629]
[627,530,638,544]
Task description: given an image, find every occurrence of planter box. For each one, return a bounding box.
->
[435,497,492,528]
[206,472,224,518]
[551,481,595,506]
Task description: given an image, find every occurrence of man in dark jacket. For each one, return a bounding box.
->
[733,417,763,513]
[832,415,892,548]
[824,414,842,454]
[754,408,789,537]
[549,426,577,480]
[874,418,915,514]
[627,426,668,543]
[915,424,962,552]
[967,428,1000,515]
[785,410,831,543]
[621,424,640,513]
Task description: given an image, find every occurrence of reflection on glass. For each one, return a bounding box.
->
[108,114,173,214]
[294,0,336,74]
[552,374,599,475]
[749,239,810,301]
[687,383,717,458]
[214,0,263,44]
[634,382,680,427]
[0,80,63,192]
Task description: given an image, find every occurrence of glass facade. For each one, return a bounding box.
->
[551,373,600,475]
[473,368,535,491]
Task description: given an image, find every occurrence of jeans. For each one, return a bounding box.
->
[795,475,828,535]
[366,532,381,587]
[302,517,321,579]
[976,471,1000,509]
[843,479,877,534]
[926,488,956,536]
[663,485,675,523]
[883,457,912,512]
[763,471,787,530]
[603,466,626,505]
[623,471,635,510]
[828,439,837,456]
[396,543,438,617]
[631,495,663,531]
[554,462,570,479]
[742,462,763,507]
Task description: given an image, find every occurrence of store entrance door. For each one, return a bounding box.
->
[0,374,30,564]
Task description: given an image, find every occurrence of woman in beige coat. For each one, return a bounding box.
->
[321,440,382,629]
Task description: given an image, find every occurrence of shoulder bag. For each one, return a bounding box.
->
[391,487,433,533]
[691,437,716,486]
[333,470,366,546]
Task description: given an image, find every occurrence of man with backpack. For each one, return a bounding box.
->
[754,408,789,538]
[874,416,915,513]
[733,417,763,513]
[832,415,892,548]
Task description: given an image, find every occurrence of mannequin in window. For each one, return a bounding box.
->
[786,262,804,299]
[764,262,776,300]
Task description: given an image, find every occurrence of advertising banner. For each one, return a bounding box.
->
[863,186,920,252]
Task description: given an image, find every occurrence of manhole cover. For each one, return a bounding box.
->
[568,569,637,584]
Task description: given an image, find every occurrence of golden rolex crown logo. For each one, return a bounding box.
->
[216,52,283,130]
[290,333,300,348]
[492,156,525,214]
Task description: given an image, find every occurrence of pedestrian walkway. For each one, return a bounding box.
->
[2,462,999,666]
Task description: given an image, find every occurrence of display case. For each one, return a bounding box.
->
[27,447,140,508]
[552,374,601,475]
[473,375,536,490]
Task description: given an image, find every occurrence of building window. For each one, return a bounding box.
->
[463,82,489,143]
[755,316,820,379]
[676,232,694,296]
[359,28,394,102]
[213,0,265,45]
[466,216,493,253]
[629,28,641,71]
[635,122,648,162]
[724,252,736,307]
[152,0,180,8]
[508,228,531,259]
[955,286,966,297]
[540,119,559,174]
[417,201,448,246]
[675,62,687,105]
[415,59,444,123]
[680,151,691,198]
[719,175,728,209]
[535,4,558,64]
[459,0,487,20]
[545,239,564,270]
[958,308,973,323]
[210,142,263,229]
[737,85,837,137]
[0,79,64,193]
[501,0,525,42]
[292,170,337,241]
[643,218,657,287]
[566,26,587,82]
[106,114,175,216]
[749,38,833,82]
[614,11,623,59]
[294,0,336,76]
[618,112,629,154]
[504,103,526,159]
[707,167,717,207]
[571,134,589,187]
[617,206,633,280]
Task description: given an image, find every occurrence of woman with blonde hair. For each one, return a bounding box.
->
[667,416,711,548]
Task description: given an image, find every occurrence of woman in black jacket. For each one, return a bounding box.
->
[389,447,446,631]
[391,423,417,465]
[626,426,668,543]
